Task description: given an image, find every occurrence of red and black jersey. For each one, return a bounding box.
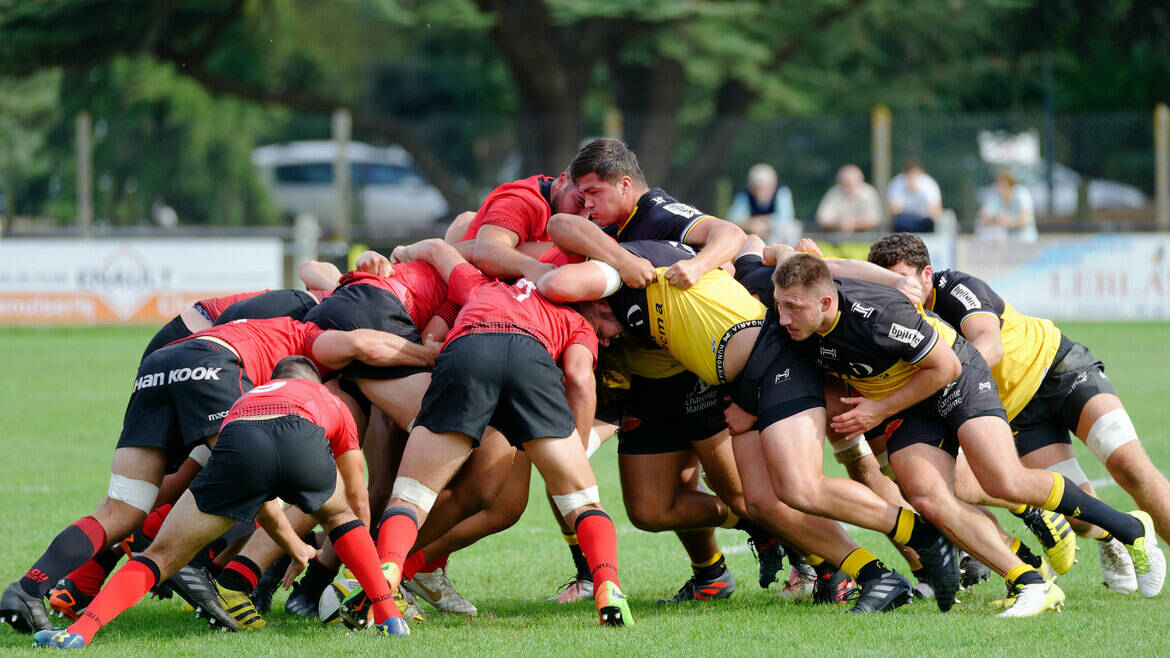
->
[182,317,328,386]
[336,262,460,330]
[196,290,269,321]
[223,378,358,458]
[443,263,598,365]
[462,175,555,243]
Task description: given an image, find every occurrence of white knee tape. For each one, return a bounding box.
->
[585,428,602,459]
[552,486,600,516]
[108,474,159,514]
[187,444,212,467]
[391,477,438,514]
[1086,408,1138,464]
[832,433,872,465]
[1048,457,1089,487]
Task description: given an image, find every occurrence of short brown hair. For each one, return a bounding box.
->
[867,233,931,272]
[569,138,646,186]
[772,253,834,295]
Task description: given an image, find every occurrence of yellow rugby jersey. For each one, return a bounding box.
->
[929,269,1061,420]
[795,278,957,401]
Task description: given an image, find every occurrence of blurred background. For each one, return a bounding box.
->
[1,0,1167,323]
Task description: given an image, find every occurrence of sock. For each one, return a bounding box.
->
[402,551,426,582]
[68,549,124,597]
[21,516,107,598]
[912,567,929,584]
[1097,532,1114,542]
[888,508,937,551]
[1005,563,1044,588]
[575,510,620,587]
[1010,538,1043,569]
[691,551,726,582]
[562,533,593,581]
[140,504,172,540]
[721,509,740,529]
[68,556,159,646]
[840,547,887,583]
[1042,473,1143,543]
[376,507,420,588]
[330,520,400,624]
[218,556,262,593]
[419,553,448,574]
[298,558,339,599]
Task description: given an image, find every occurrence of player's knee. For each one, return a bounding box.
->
[831,434,872,466]
[551,486,600,520]
[391,477,439,515]
[1086,408,1139,465]
[623,499,670,532]
[774,479,822,516]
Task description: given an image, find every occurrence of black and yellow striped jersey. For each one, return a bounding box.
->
[602,188,712,244]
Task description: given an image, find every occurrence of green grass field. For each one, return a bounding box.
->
[3,323,1170,656]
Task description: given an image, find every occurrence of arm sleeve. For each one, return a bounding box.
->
[475,192,543,242]
[565,316,599,366]
[328,396,360,457]
[873,303,939,365]
[446,262,491,307]
[934,271,1002,325]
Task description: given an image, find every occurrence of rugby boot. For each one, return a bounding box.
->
[655,566,735,603]
[782,562,817,599]
[213,580,267,630]
[1,582,52,634]
[595,581,634,627]
[915,531,960,612]
[812,568,855,605]
[250,554,290,614]
[374,616,410,637]
[163,566,237,631]
[747,535,785,589]
[959,552,991,589]
[1124,510,1166,598]
[1098,537,1138,594]
[403,568,477,615]
[546,577,593,603]
[844,570,912,614]
[1017,506,1076,575]
[998,581,1065,617]
[283,579,322,618]
[33,629,86,649]
[48,578,93,622]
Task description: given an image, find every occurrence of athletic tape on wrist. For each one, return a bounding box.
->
[1047,457,1090,487]
[592,262,623,297]
[552,485,600,516]
[1085,408,1138,464]
[108,474,160,514]
[188,444,212,467]
[585,428,602,458]
[391,477,438,514]
[831,433,872,465]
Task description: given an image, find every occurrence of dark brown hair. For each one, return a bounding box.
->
[867,233,932,272]
[772,253,834,294]
[569,138,646,186]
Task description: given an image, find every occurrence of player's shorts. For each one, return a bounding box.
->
[1011,335,1116,456]
[303,283,429,381]
[617,371,727,455]
[118,339,253,473]
[729,315,825,432]
[416,333,576,446]
[879,340,1007,457]
[214,289,318,325]
[141,315,193,360]
[189,416,337,523]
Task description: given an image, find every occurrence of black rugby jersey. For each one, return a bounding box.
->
[603,188,711,243]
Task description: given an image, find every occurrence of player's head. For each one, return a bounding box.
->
[569,138,647,227]
[571,299,625,347]
[551,170,586,216]
[271,355,321,382]
[771,253,837,341]
[868,233,933,302]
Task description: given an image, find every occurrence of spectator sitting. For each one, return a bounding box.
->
[887,159,941,233]
[726,163,799,244]
[977,170,1037,243]
[815,164,881,233]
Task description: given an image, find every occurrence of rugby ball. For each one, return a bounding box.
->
[318,577,361,627]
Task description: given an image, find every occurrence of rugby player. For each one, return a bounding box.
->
[770,253,1165,616]
[33,356,408,648]
[1,317,435,634]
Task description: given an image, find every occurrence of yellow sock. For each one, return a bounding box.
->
[1043,472,1065,511]
[1009,537,1022,554]
[1011,503,1028,515]
[806,554,825,567]
[562,532,578,546]
[720,510,740,529]
[1005,563,1037,586]
[840,548,879,580]
[692,551,723,569]
[889,508,916,544]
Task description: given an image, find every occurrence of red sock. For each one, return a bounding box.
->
[376,510,419,573]
[140,504,172,540]
[575,511,619,587]
[68,557,159,645]
[402,551,426,581]
[67,554,118,597]
[331,522,400,624]
[419,553,448,574]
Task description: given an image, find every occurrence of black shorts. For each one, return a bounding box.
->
[730,316,825,432]
[1011,335,1116,456]
[141,315,193,360]
[617,372,727,455]
[881,340,1008,457]
[189,416,337,523]
[118,340,253,473]
[214,289,318,325]
[303,283,429,381]
[415,333,576,447]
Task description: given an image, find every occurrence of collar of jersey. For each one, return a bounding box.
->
[816,310,842,336]
[613,204,639,237]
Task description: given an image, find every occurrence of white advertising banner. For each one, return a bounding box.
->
[955,234,1170,320]
[0,239,282,325]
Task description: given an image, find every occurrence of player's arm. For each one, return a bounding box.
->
[355,250,393,278]
[547,213,656,288]
[821,258,923,302]
[562,343,598,445]
[257,499,317,573]
[959,314,1005,369]
[312,328,436,370]
[667,216,746,288]
[472,225,554,282]
[335,449,370,527]
[537,261,621,303]
[391,238,470,282]
[299,260,343,290]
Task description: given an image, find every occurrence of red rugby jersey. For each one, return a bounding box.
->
[336,262,459,330]
[223,378,358,458]
[184,317,328,386]
[443,263,597,364]
[462,175,554,243]
[196,290,269,321]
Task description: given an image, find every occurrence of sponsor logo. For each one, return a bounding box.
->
[820,345,837,358]
[888,322,925,347]
[938,274,947,287]
[251,381,287,394]
[652,195,667,205]
[978,381,993,392]
[847,361,875,377]
[1070,371,1089,389]
[167,366,222,384]
[850,302,875,318]
[626,304,645,328]
[773,368,791,384]
[133,372,165,392]
[949,284,981,311]
[662,202,701,219]
[207,410,229,421]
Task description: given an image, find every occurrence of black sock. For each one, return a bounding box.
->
[911,567,929,583]
[693,554,727,582]
[1050,475,1143,543]
[217,556,262,593]
[299,558,339,598]
[20,520,104,598]
[569,544,591,582]
[813,560,835,581]
[1015,541,1042,569]
[1010,568,1045,587]
[856,559,889,583]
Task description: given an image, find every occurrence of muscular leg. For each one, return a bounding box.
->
[619,450,729,531]
[418,451,532,558]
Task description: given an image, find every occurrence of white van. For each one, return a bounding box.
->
[252,140,450,235]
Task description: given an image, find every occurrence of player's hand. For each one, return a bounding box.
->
[795,238,824,257]
[664,258,705,289]
[356,250,394,277]
[389,245,412,264]
[723,399,757,435]
[830,396,885,439]
[282,540,320,589]
[619,256,657,289]
[896,274,924,303]
[423,334,442,362]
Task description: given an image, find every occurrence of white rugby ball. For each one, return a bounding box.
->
[318,577,361,627]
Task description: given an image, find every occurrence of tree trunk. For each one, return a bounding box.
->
[608,58,686,187]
